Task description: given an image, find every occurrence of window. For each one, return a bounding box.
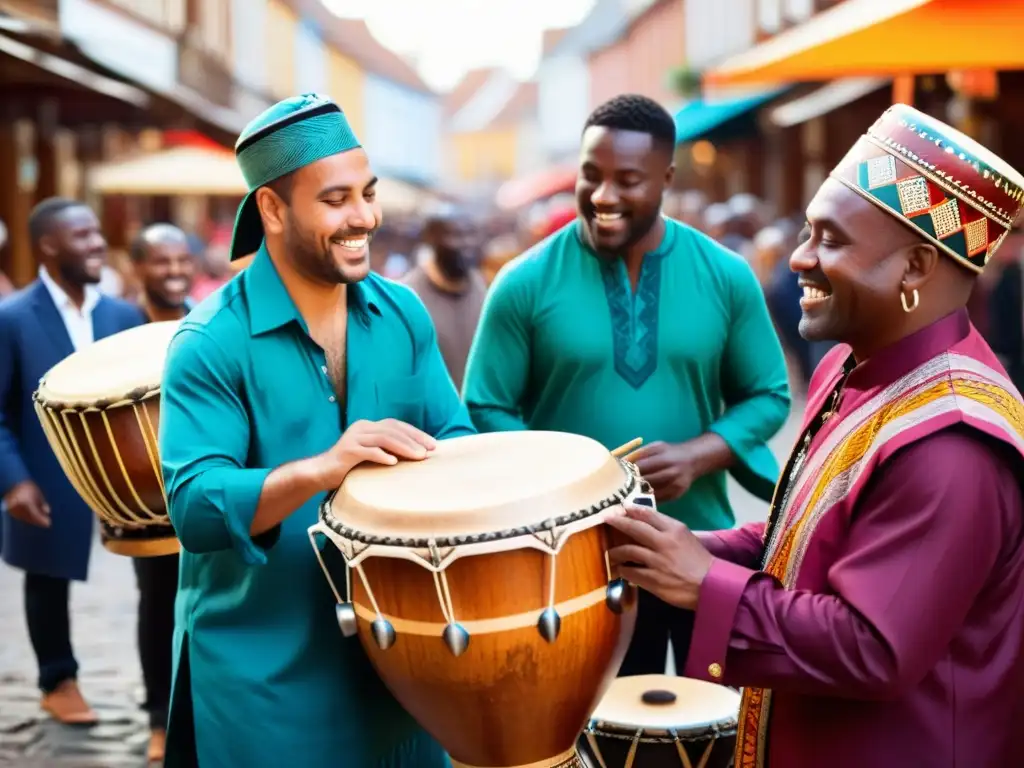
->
[109,0,185,33]
[784,0,814,22]
[757,0,783,34]
[197,0,231,62]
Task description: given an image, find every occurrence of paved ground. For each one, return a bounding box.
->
[0,397,803,767]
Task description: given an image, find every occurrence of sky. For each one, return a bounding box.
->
[321,0,598,92]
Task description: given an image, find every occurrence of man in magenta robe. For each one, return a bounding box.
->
[608,104,1024,768]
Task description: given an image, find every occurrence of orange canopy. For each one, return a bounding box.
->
[705,0,1024,88]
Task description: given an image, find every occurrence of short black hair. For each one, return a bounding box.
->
[130,222,189,263]
[28,197,84,246]
[583,94,678,153]
[264,171,295,204]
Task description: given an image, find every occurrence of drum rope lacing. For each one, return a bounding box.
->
[33,393,167,529]
[309,459,645,655]
[584,718,737,768]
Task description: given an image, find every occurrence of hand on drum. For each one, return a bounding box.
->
[625,441,698,503]
[2,480,51,528]
[606,501,713,611]
[315,419,437,488]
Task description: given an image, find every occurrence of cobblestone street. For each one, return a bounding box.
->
[0,402,802,767]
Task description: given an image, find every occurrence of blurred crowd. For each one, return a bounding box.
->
[2,187,1022,396]
[664,189,1024,393]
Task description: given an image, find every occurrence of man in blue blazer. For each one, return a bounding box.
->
[0,197,145,724]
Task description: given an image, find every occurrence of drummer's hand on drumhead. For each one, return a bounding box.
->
[316,419,437,487]
[605,502,712,611]
[2,480,51,528]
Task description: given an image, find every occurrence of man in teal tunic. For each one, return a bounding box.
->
[159,94,473,767]
[462,94,790,676]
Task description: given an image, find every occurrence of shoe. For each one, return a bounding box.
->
[40,679,99,725]
[147,728,166,763]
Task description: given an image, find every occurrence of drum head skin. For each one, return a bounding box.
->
[330,431,630,540]
[36,321,181,407]
[591,675,741,733]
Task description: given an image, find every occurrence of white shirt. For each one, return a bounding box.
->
[38,266,101,352]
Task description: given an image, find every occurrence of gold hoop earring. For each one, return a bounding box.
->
[900,288,920,314]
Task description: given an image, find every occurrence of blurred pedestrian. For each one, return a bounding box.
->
[127,222,196,762]
[401,205,486,390]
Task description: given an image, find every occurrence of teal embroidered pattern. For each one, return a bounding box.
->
[600,252,665,389]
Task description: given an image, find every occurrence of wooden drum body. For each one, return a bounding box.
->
[579,676,740,768]
[32,322,181,557]
[310,431,649,768]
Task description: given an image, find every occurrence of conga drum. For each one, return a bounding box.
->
[309,430,649,768]
[32,321,181,557]
[579,675,740,768]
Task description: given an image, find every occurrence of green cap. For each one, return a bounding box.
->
[230,93,361,261]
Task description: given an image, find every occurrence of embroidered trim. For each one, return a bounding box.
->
[600,252,665,390]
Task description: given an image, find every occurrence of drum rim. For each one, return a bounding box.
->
[33,385,160,412]
[318,457,639,548]
[32,320,179,410]
[585,716,739,743]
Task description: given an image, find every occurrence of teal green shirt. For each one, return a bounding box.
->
[462,219,790,531]
[159,246,473,767]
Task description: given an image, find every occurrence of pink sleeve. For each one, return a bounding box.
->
[696,523,766,569]
[684,428,1021,698]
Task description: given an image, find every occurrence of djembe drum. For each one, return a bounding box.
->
[309,430,648,768]
[579,675,740,768]
[32,321,181,557]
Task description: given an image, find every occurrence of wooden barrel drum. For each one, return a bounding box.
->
[32,321,181,557]
[579,675,740,768]
[309,431,649,768]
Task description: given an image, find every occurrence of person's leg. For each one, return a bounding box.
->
[135,553,180,761]
[617,588,671,677]
[134,553,179,729]
[25,571,96,723]
[24,572,77,691]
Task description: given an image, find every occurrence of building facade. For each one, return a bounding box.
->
[587,0,685,112]
[535,0,634,164]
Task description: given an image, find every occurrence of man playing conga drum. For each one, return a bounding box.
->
[158,94,474,767]
[607,105,1024,766]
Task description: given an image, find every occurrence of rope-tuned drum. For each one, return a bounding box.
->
[309,430,650,768]
[579,675,740,768]
[32,321,181,557]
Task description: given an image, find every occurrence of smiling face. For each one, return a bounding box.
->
[41,205,107,286]
[575,126,673,255]
[135,231,195,310]
[791,178,932,353]
[259,148,381,285]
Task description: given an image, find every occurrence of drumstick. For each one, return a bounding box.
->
[610,437,642,459]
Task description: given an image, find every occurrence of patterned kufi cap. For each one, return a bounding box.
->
[830,104,1024,272]
[229,93,361,261]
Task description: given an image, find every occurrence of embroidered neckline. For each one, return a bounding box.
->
[577,220,675,390]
